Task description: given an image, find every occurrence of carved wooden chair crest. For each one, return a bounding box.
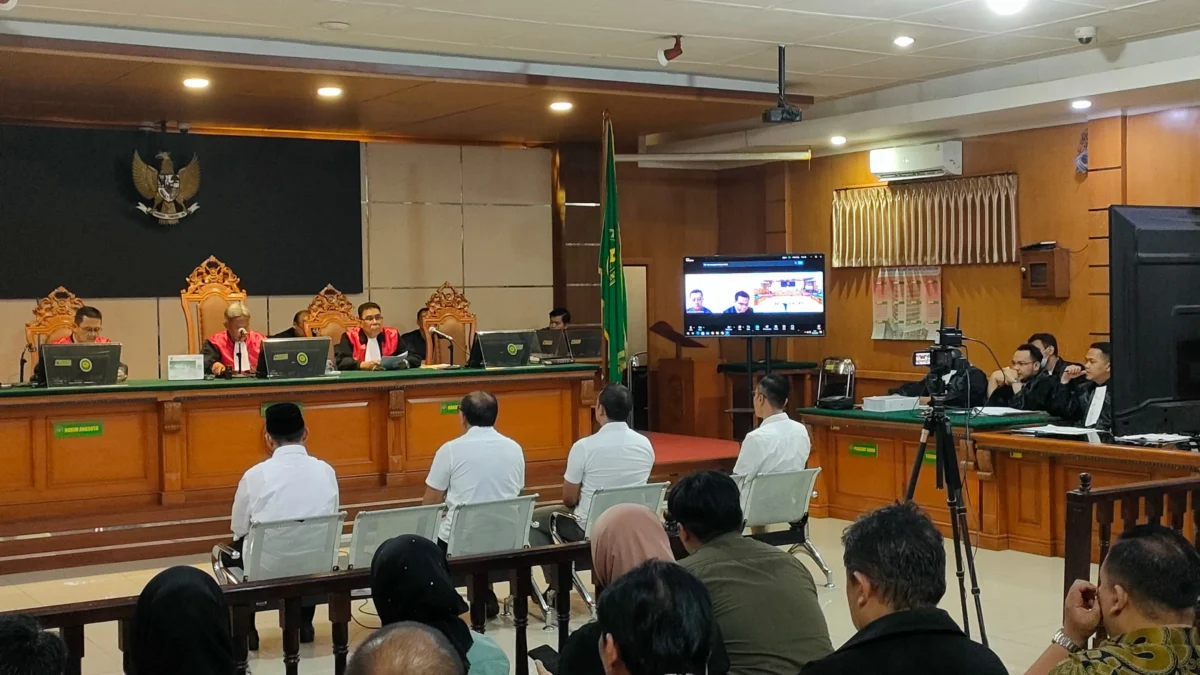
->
[421,282,477,365]
[180,256,247,354]
[303,284,360,361]
[25,287,85,371]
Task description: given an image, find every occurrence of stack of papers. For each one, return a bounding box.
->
[971,407,1045,417]
[1116,433,1192,443]
[1012,425,1098,436]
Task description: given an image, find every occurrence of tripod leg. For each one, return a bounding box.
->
[938,423,971,640]
[956,496,989,647]
[904,427,931,502]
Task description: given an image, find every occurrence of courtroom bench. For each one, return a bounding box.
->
[4,541,593,675]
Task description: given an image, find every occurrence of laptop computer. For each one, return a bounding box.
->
[565,326,603,360]
[467,330,537,368]
[41,343,123,388]
[534,329,573,365]
[262,337,331,379]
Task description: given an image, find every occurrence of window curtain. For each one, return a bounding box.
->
[832,173,1018,268]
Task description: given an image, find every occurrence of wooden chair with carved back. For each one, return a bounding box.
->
[24,287,86,375]
[180,256,248,354]
[302,285,361,363]
[421,283,477,365]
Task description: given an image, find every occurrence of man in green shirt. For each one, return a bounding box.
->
[1025,524,1200,675]
[669,470,833,675]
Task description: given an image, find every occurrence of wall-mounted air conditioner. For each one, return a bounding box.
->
[870,141,962,182]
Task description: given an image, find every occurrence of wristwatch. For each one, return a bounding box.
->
[1052,629,1084,653]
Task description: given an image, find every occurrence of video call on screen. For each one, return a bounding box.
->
[682,254,826,338]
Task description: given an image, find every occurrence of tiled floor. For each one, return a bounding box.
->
[0,518,1074,675]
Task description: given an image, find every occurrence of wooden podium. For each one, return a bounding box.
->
[651,322,726,439]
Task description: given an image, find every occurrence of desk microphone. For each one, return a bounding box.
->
[429,327,469,367]
[237,327,248,340]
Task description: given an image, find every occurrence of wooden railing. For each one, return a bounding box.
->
[1062,472,1200,643]
[3,541,592,675]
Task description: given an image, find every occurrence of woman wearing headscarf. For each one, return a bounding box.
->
[556,504,729,675]
[130,566,235,675]
[370,535,509,675]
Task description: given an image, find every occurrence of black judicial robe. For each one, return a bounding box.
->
[890,367,988,409]
[985,370,1057,412]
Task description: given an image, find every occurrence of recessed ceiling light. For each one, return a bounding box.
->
[319,21,351,31]
[986,0,1028,15]
[549,101,573,112]
[183,78,209,89]
[317,86,343,98]
[1071,99,1093,110]
[831,136,847,146]
[893,36,915,48]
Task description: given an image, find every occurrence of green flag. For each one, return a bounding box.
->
[599,115,627,383]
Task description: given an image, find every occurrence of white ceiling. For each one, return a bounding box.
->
[8,0,1200,100]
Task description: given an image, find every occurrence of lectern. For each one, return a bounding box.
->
[650,321,725,438]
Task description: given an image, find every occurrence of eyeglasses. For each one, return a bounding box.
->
[80,326,103,334]
[362,314,383,322]
[1011,360,1034,367]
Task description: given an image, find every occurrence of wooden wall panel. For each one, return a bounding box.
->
[1087,116,1125,171]
[0,418,33,490]
[717,166,766,255]
[1126,106,1200,206]
[787,123,1099,376]
[1086,168,1125,210]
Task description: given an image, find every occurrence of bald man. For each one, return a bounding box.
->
[347,622,465,675]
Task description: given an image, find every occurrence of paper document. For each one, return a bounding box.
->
[972,407,1044,417]
[1117,433,1191,443]
[1013,425,1098,436]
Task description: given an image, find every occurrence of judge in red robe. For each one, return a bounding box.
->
[33,305,128,383]
[334,302,410,370]
[202,301,266,376]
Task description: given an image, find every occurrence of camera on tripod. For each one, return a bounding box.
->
[912,325,967,378]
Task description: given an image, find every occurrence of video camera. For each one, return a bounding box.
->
[912,311,968,377]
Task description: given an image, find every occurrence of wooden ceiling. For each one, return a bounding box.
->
[0,48,787,144]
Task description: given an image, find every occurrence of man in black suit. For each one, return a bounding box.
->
[801,502,1007,675]
[399,308,429,366]
[271,311,309,339]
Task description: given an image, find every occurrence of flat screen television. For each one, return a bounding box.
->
[682,253,826,338]
[1110,205,1200,435]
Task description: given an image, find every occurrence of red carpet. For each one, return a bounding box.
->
[647,432,739,466]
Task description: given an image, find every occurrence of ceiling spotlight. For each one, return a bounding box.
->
[319,21,351,31]
[549,101,573,112]
[183,78,209,89]
[317,86,343,98]
[1071,99,1093,110]
[986,0,1029,15]
[893,36,915,48]
[657,35,684,67]
[831,136,847,146]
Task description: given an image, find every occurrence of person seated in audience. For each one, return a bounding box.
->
[348,622,466,675]
[336,302,412,371]
[888,348,987,408]
[529,383,654,589]
[203,301,266,376]
[669,471,832,675]
[1050,342,1112,430]
[985,343,1057,411]
[271,310,309,339]
[223,402,339,648]
[551,561,713,675]
[733,374,810,493]
[1028,333,1072,383]
[548,307,572,330]
[559,504,730,675]
[800,502,1007,675]
[370,535,508,675]
[33,305,128,383]
[130,566,235,675]
[422,391,525,618]
[0,615,67,675]
[399,308,429,366]
[1025,524,1200,675]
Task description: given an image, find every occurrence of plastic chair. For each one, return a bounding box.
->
[211,512,346,584]
[549,482,670,612]
[346,504,445,569]
[741,468,835,588]
[445,494,538,557]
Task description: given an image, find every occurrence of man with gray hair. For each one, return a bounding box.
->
[347,622,465,675]
[202,301,266,376]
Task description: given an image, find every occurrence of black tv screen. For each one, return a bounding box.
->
[682,253,826,338]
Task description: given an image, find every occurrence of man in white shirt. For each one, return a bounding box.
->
[529,384,655,587]
[422,390,525,617]
[734,374,811,503]
[223,402,339,649]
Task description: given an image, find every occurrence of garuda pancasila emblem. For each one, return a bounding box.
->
[132,151,200,225]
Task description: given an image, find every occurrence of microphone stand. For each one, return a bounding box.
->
[19,344,30,383]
